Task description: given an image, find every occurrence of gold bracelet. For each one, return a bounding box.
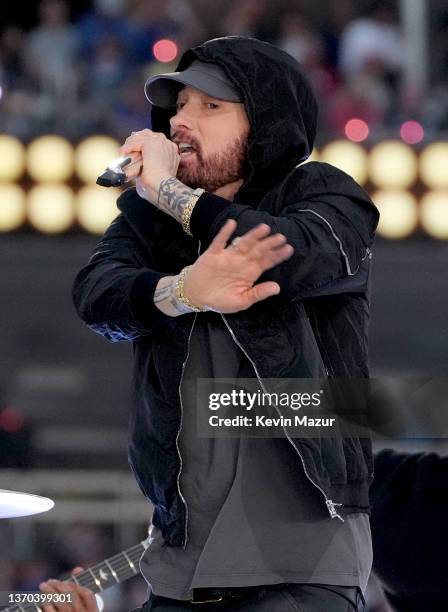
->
[174,266,207,312]
[182,188,205,236]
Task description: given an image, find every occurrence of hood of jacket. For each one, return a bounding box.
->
[150,36,318,204]
[119,36,377,284]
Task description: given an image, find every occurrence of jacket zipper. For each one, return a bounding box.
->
[176,241,203,549]
[176,312,197,548]
[220,314,345,522]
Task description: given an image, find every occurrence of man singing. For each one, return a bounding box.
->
[72,36,379,611]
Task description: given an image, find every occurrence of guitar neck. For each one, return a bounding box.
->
[2,540,148,612]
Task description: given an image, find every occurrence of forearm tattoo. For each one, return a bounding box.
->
[153,283,172,304]
[153,275,189,317]
[157,177,195,223]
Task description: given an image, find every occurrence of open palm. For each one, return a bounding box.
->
[185,219,294,313]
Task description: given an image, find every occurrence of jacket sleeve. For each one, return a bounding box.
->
[190,168,379,300]
[72,213,176,342]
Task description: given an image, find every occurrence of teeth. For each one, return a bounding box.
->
[178,143,194,151]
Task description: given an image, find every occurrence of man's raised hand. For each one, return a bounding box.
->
[184,219,294,312]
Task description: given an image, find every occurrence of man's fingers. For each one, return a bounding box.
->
[246,281,281,304]
[236,233,294,272]
[210,223,288,260]
[40,578,95,612]
[227,227,291,265]
[41,578,74,603]
[120,135,151,155]
[77,587,99,610]
[251,232,288,255]
[120,139,143,156]
[208,219,238,253]
[259,243,294,270]
[227,223,272,253]
[119,129,164,155]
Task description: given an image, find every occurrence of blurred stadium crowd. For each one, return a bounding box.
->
[1,0,448,142]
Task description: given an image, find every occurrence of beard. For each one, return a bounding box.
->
[176,134,249,193]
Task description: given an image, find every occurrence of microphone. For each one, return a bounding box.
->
[96,152,143,187]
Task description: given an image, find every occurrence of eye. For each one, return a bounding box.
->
[175,101,185,111]
[206,102,219,109]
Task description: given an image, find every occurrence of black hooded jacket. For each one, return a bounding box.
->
[72,37,380,546]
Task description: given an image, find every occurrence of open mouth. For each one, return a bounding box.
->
[178,143,197,159]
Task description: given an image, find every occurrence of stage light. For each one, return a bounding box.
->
[76,136,120,183]
[345,119,369,142]
[369,141,417,188]
[320,141,368,185]
[420,191,448,239]
[153,39,178,63]
[372,190,418,238]
[27,136,74,182]
[0,185,26,231]
[420,142,448,189]
[28,185,75,233]
[0,490,54,518]
[0,135,25,181]
[400,121,424,145]
[77,186,120,233]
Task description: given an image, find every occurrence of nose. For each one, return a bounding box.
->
[170,104,195,133]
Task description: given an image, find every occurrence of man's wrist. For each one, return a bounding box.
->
[174,266,208,312]
[137,175,207,228]
[153,275,187,317]
[153,273,206,316]
[136,173,172,206]
[181,188,205,236]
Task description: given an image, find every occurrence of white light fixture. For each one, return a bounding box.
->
[420,142,448,189]
[28,185,76,233]
[77,185,120,233]
[420,191,448,239]
[76,136,120,183]
[27,136,74,182]
[0,489,54,518]
[0,184,27,231]
[372,190,418,238]
[321,140,368,185]
[369,141,418,189]
[0,134,25,181]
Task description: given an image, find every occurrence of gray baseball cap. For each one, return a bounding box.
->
[144,59,243,108]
